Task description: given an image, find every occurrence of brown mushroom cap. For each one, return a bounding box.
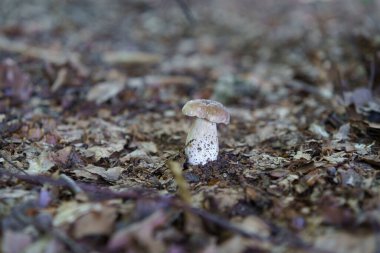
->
[182,99,230,124]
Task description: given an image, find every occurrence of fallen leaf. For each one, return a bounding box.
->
[323,151,347,164]
[103,51,161,65]
[120,149,151,162]
[28,151,55,174]
[56,125,83,144]
[54,145,77,164]
[138,141,158,154]
[309,123,330,139]
[86,144,125,161]
[81,165,123,182]
[53,201,116,229]
[86,81,125,105]
[333,123,350,141]
[338,168,362,187]
[73,205,117,238]
[231,216,270,238]
[294,150,312,160]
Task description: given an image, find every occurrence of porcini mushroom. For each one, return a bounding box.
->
[182,99,230,165]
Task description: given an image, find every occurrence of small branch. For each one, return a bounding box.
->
[369,53,376,90]
[174,0,196,24]
[59,174,84,194]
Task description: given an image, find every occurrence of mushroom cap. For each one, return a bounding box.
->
[182,99,230,124]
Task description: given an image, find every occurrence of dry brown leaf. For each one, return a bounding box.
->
[73,205,117,238]
[51,146,73,166]
[81,165,123,182]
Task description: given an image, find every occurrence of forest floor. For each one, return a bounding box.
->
[1,0,380,252]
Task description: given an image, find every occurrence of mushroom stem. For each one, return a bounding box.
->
[185,118,218,165]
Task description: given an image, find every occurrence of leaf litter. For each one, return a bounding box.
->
[0,0,380,253]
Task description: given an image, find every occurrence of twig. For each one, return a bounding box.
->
[369,53,376,90]
[174,0,195,24]
[59,174,84,194]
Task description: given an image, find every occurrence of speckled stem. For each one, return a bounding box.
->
[185,118,218,165]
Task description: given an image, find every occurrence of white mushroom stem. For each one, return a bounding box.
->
[185,118,219,165]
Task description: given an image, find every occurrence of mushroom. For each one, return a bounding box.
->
[182,99,230,165]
